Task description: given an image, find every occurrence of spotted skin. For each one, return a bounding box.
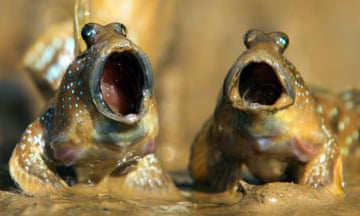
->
[10,23,176,197]
[190,30,358,196]
[315,89,360,161]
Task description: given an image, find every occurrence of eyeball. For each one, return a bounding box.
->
[243,29,264,49]
[108,23,128,37]
[81,23,101,48]
[269,31,289,53]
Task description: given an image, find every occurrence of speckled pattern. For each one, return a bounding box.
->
[8,23,178,197]
[190,30,360,196]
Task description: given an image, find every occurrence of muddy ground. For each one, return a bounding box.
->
[1,174,360,215]
[1,0,360,215]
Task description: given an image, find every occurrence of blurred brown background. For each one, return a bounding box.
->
[1,0,360,171]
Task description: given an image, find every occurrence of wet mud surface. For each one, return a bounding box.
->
[1,170,360,215]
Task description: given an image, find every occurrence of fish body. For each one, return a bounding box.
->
[9,23,176,197]
[190,30,360,196]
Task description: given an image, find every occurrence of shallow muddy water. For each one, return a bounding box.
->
[1,168,360,215]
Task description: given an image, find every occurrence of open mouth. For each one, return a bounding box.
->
[238,62,283,106]
[100,51,144,115]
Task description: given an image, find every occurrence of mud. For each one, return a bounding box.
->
[2,162,360,215]
[1,176,359,215]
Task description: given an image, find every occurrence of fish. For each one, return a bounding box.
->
[189,29,360,196]
[9,22,178,198]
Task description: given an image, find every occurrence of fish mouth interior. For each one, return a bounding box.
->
[100,51,144,115]
[238,62,283,105]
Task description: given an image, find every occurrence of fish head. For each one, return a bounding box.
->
[48,23,158,167]
[216,30,326,167]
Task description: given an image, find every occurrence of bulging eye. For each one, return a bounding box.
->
[99,51,144,116]
[244,29,263,49]
[108,23,127,37]
[243,29,289,54]
[270,31,289,53]
[81,23,101,48]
